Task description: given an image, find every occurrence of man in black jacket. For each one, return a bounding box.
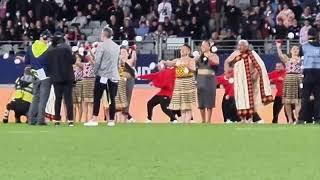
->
[46,32,76,126]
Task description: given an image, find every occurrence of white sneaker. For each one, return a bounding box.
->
[84,121,98,127]
[171,120,178,124]
[226,119,233,124]
[257,119,264,124]
[145,119,152,123]
[190,120,197,123]
[127,118,135,123]
[107,121,115,127]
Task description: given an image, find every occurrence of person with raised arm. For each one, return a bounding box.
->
[163,44,196,123]
[276,41,301,124]
[196,40,219,123]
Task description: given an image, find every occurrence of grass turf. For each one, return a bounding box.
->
[0,124,319,180]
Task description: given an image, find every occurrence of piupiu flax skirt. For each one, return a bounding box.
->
[115,78,128,110]
[72,81,82,104]
[81,78,95,103]
[168,76,196,110]
[283,73,301,104]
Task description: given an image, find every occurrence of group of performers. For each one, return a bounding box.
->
[3,28,319,124]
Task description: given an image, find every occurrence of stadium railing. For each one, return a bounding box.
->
[0,39,300,60]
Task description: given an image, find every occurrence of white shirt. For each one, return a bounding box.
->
[157,2,172,22]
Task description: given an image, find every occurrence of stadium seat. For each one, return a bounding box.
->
[92,28,101,36]
[88,21,100,28]
[1,44,13,53]
[100,21,107,28]
[82,28,93,36]
[87,36,99,43]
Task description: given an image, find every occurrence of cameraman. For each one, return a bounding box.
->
[46,32,76,126]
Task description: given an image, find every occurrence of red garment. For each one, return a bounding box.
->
[139,68,176,98]
[216,74,234,97]
[268,70,286,97]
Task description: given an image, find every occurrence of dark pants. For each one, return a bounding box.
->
[172,110,181,118]
[53,82,73,121]
[6,99,30,123]
[298,70,320,123]
[304,100,315,123]
[28,78,51,124]
[272,96,283,123]
[147,95,176,122]
[222,94,240,122]
[93,76,118,120]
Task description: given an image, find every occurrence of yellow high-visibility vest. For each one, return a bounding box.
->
[14,78,33,103]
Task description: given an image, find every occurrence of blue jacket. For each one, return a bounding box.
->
[25,40,49,74]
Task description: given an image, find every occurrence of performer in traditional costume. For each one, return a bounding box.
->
[122,42,137,122]
[163,44,196,123]
[268,62,286,123]
[224,40,273,122]
[72,53,84,122]
[114,47,129,122]
[196,40,219,123]
[276,42,301,124]
[139,62,179,123]
[120,42,136,122]
[81,45,96,123]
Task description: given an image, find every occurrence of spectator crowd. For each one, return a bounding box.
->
[0,0,319,43]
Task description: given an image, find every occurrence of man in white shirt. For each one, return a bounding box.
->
[157,0,172,23]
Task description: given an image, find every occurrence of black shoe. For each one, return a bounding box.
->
[3,117,8,123]
[68,121,74,127]
[38,122,48,126]
[295,120,305,125]
[54,122,61,126]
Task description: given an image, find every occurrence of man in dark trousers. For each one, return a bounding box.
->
[2,67,34,123]
[23,30,51,125]
[297,28,320,124]
[268,62,286,123]
[46,32,75,126]
[139,66,179,123]
[84,27,120,127]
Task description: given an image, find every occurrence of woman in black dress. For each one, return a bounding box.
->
[196,40,219,123]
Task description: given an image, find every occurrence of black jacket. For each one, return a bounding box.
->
[46,43,75,83]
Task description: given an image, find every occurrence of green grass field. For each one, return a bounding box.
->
[0,124,320,180]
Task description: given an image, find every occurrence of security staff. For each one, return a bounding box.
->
[3,67,34,123]
[298,28,320,124]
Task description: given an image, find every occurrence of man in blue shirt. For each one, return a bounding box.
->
[24,30,51,125]
[298,28,320,124]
